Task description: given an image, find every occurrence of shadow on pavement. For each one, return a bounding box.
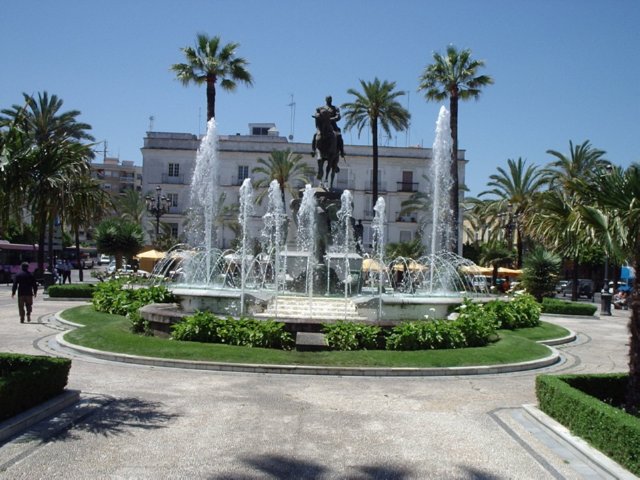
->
[22,395,179,443]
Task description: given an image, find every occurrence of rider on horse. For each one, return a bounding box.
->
[311,96,345,189]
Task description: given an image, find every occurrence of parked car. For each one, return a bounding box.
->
[562,279,594,298]
[471,275,489,291]
[555,280,569,294]
[98,254,111,266]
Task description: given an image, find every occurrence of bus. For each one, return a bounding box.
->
[0,240,38,283]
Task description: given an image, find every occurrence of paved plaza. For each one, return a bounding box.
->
[0,282,635,479]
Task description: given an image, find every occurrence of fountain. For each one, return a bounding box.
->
[142,107,492,335]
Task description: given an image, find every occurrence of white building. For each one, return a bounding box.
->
[141,124,466,252]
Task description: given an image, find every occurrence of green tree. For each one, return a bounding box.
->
[171,33,253,121]
[63,174,112,281]
[419,45,493,253]
[575,164,640,410]
[95,218,145,270]
[116,189,148,225]
[478,240,514,287]
[521,247,561,301]
[342,78,410,207]
[252,149,315,211]
[534,140,609,300]
[479,158,546,267]
[1,92,94,271]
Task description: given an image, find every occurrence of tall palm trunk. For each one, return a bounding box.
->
[571,256,579,302]
[206,76,216,121]
[371,118,379,209]
[75,227,83,282]
[449,95,460,254]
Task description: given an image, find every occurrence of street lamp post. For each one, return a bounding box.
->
[145,186,171,237]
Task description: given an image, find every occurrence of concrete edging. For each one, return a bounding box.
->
[0,390,80,443]
[55,330,561,377]
[522,404,638,480]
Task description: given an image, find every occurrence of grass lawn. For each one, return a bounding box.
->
[60,305,566,368]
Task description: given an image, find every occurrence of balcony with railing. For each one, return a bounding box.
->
[396,182,418,193]
[161,173,186,184]
[364,181,387,193]
[395,214,417,223]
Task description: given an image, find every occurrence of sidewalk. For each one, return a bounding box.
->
[0,288,635,479]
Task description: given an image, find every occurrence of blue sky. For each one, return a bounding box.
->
[2,0,638,196]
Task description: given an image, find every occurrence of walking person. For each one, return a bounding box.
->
[62,259,71,284]
[11,262,38,323]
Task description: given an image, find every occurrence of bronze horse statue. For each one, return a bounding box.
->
[312,106,340,189]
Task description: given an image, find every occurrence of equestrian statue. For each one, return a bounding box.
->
[311,95,345,190]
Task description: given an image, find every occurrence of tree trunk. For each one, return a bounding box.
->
[449,96,460,254]
[371,119,379,210]
[571,257,579,302]
[75,227,83,282]
[206,76,216,121]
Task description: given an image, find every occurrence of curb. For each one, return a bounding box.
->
[55,331,562,377]
[0,390,80,444]
[522,404,638,480]
[538,328,577,346]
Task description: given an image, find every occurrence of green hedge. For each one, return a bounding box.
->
[47,283,95,298]
[0,353,71,421]
[541,298,598,316]
[536,374,640,475]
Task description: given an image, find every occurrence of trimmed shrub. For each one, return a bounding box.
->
[171,312,294,350]
[92,280,175,334]
[541,298,598,316]
[0,353,71,421]
[536,374,640,475]
[47,283,95,298]
[323,322,382,351]
[386,320,467,350]
[510,293,541,328]
[454,299,499,347]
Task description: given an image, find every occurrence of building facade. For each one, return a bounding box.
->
[141,124,466,253]
[90,156,142,197]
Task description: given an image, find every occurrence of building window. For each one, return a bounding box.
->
[399,230,413,243]
[252,127,269,136]
[168,223,179,237]
[167,193,178,207]
[168,163,180,177]
[238,165,249,183]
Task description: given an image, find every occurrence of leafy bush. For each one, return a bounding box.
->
[92,280,175,333]
[541,298,598,316]
[323,322,382,351]
[536,374,640,475]
[0,353,71,421]
[521,247,561,301]
[171,311,294,350]
[510,293,542,328]
[47,283,95,298]
[386,320,467,350]
[454,299,499,347]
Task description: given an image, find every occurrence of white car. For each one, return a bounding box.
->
[98,254,111,266]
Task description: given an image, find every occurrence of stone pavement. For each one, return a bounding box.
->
[0,284,635,479]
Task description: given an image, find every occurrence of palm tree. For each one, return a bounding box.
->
[171,33,253,121]
[116,189,148,225]
[63,174,112,281]
[252,149,315,211]
[419,45,493,253]
[545,140,609,189]
[479,158,546,267]
[575,164,640,410]
[1,92,94,271]
[478,240,514,288]
[95,218,145,270]
[341,78,410,207]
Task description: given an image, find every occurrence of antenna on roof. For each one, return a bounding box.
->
[287,94,296,140]
[149,115,155,131]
